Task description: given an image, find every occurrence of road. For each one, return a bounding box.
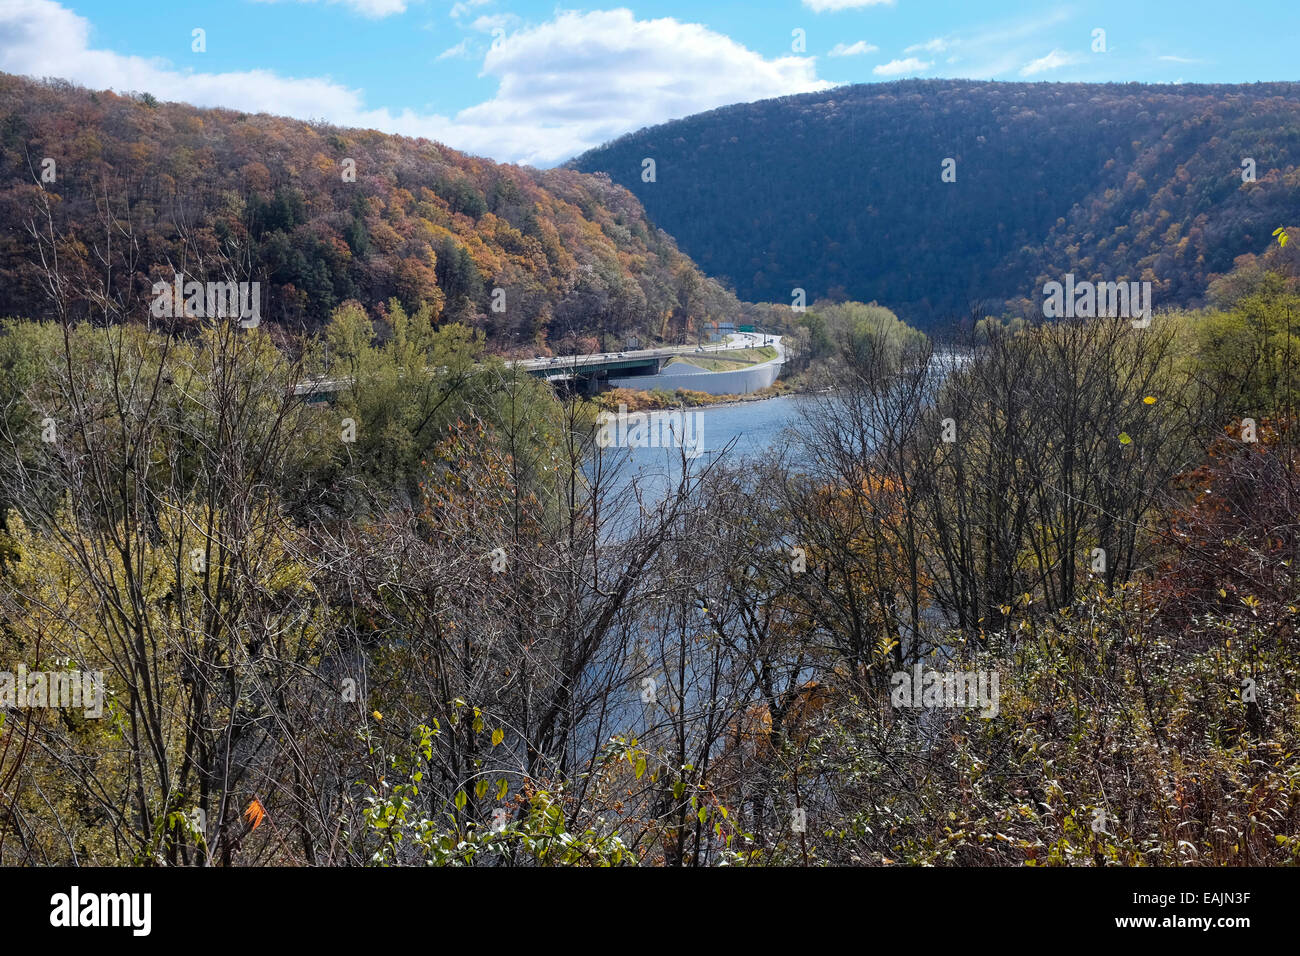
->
[508,331,773,373]
[294,331,775,395]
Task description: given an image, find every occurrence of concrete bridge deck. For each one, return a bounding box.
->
[292,334,773,398]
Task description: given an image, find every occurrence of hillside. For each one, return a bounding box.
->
[0,73,739,351]
[571,79,1300,329]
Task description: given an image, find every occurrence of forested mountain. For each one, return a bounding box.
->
[571,79,1300,329]
[0,73,738,351]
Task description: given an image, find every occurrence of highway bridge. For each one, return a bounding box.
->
[292,334,773,400]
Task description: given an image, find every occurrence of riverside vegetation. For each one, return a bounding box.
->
[2,239,1298,865]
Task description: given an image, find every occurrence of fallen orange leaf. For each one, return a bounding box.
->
[245,798,267,830]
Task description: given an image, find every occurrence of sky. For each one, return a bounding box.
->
[0,0,1294,167]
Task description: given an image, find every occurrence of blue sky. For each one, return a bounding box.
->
[1,0,1294,165]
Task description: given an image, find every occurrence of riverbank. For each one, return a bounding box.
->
[593,379,798,412]
[606,332,785,396]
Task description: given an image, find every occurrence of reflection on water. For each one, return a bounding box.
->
[592,394,814,521]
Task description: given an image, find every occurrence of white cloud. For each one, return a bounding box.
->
[1019,48,1084,76]
[250,0,410,18]
[0,2,832,167]
[929,9,1071,78]
[450,0,491,18]
[437,38,474,60]
[904,37,951,55]
[828,41,879,57]
[1158,55,1202,64]
[0,0,359,117]
[471,12,520,33]
[803,0,894,11]
[873,57,932,77]
[459,9,831,162]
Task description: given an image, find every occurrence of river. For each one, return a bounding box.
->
[596,393,815,510]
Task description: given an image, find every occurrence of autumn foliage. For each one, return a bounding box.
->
[0,73,739,347]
